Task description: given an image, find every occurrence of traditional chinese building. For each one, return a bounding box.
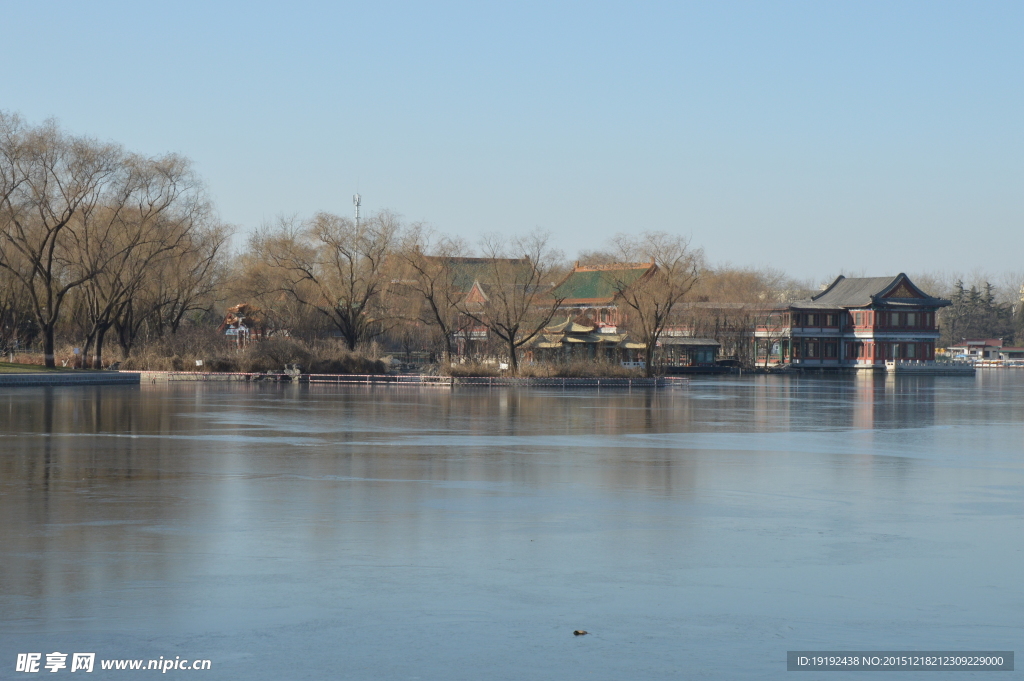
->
[753,273,951,370]
[549,261,656,332]
[408,256,534,353]
[218,303,269,348]
[531,317,639,363]
[529,314,721,368]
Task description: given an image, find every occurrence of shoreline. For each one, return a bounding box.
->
[125,371,684,389]
[0,372,140,387]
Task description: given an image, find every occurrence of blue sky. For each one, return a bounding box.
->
[4,1,1021,281]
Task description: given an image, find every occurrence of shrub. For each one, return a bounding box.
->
[237,337,313,373]
[520,360,643,378]
[441,361,500,377]
[119,334,385,374]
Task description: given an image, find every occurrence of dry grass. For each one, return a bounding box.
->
[442,361,501,377]
[519,360,643,378]
[6,353,46,366]
[6,347,95,369]
[0,361,74,373]
[119,333,385,374]
[440,359,643,378]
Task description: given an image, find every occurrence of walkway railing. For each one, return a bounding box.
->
[974,359,1024,368]
[884,360,975,374]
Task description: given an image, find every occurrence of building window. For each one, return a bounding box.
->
[824,342,837,358]
[907,312,918,327]
[807,313,818,326]
[854,312,863,326]
[906,344,917,358]
[806,341,818,358]
[825,314,837,327]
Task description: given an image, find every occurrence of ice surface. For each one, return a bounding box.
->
[1,373,1021,679]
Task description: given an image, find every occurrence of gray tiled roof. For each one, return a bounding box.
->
[791,274,949,309]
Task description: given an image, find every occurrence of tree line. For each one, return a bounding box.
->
[4,114,1022,373]
[0,113,230,367]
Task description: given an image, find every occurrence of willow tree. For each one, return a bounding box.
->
[252,210,402,350]
[0,114,122,366]
[78,154,221,368]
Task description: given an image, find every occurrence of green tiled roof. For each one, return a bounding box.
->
[552,265,652,303]
[426,257,533,293]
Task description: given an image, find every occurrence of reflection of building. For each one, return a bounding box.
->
[752,274,950,370]
[851,372,938,431]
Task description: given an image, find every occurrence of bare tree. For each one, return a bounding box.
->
[0,262,33,359]
[608,232,703,377]
[396,226,471,363]
[108,215,230,357]
[252,210,402,350]
[77,154,219,367]
[0,114,122,366]
[456,230,565,375]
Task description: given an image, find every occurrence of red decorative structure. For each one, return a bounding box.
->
[752,274,951,370]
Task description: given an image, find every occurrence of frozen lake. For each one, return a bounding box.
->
[1,374,1021,679]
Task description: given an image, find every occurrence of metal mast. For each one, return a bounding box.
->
[353,193,362,228]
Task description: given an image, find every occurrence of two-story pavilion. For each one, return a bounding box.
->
[754,273,950,370]
[549,261,656,332]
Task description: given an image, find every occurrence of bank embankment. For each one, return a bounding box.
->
[0,371,140,387]
[127,371,686,389]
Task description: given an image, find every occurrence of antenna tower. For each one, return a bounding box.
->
[353,193,362,227]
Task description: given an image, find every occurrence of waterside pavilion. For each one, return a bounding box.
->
[753,273,952,370]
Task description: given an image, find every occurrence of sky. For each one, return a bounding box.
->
[3,1,1021,282]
